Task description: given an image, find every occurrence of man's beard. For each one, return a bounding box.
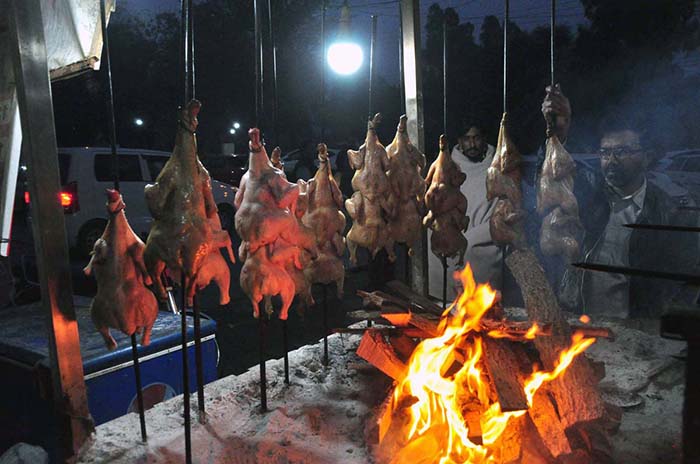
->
[465,147,484,160]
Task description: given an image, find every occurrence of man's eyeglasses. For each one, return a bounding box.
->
[598,147,643,160]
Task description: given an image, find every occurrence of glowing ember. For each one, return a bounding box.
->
[380,264,597,463]
[579,314,591,324]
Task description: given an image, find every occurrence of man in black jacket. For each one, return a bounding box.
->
[557,116,697,318]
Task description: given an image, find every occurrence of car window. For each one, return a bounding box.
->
[681,157,700,172]
[143,156,169,180]
[95,154,143,182]
[57,153,71,185]
[665,158,685,171]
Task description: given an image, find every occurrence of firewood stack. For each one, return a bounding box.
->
[350,278,620,463]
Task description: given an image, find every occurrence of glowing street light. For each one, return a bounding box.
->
[327,1,362,76]
[134,118,144,127]
[327,42,363,75]
[233,122,241,129]
[229,128,236,135]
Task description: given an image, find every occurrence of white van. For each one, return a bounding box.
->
[24,147,237,257]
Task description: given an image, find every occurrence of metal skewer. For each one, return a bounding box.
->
[283,318,290,384]
[180,276,192,464]
[323,284,329,366]
[623,223,700,233]
[100,0,146,443]
[572,262,700,285]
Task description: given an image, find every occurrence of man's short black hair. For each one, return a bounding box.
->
[461,122,484,136]
[597,111,650,148]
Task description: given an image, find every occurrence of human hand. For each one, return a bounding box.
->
[541,84,571,142]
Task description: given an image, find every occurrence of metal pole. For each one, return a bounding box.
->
[188,0,195,99]
[193,294,206,423]
[9,1,94,459]
[99,0,119,192]
[321,0,326,141]
[550,0,555,88]
[283,319,290,384]
[398,2,405,114]
[400,0,428,296]
[259,314,268,412]
[181,0,190,103]
[268,0,278,144]
[442,256,447,310]
[130,334,147,442]
[254,0,262,127]
[323,285,329,366]
[503,0,509,114]
[369,15,377,119]
[442,17,447,136]
[180,276,192,464]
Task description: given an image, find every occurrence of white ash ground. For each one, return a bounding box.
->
[77,318,685,464]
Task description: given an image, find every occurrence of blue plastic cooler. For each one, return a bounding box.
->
[0,296,218,454]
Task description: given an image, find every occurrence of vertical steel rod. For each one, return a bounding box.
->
[267,0,277,143]
[181,0,190,103]
[193,294,205,423]
[503,0,509,114]
[180,276,192,464]
[368,15,377,118]
[99,0,119,192]
[254,0,262,127]
[550,0,556,88]
[398,2,405,114]
[442,17,447,136]
[188,0,195,99]
[323,285,329,366]
[283,319,290,384]
[442,256,447,310]
[320,0,326,141]
[259,314,268,412]
[9,2,95,457]
[130,334,147,442]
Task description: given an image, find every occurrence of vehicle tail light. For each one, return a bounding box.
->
[24,191,30,204]
[61,181,79,214]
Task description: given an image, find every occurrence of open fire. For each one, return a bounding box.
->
[377,265,597,463]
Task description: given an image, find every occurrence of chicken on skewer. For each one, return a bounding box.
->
[302,143,346,297]
[486,113,526,248]
[424,134,469,262]
[345,114,396,264]
[144,100,234,306]
[84,190,158,350]
[386,115,426,255]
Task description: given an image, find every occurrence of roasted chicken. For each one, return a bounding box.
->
[423,135,469,262]
[143,100,234,307]
[84,190,158,350]
[386,115,426,255]
[345,114,396,264]
[537,134,580,260]
[235,129,318,319]
[302,143,346,297]
[486,113,526,248]
[271,146,284,171]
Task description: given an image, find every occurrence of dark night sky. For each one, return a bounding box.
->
[122,0,588,83]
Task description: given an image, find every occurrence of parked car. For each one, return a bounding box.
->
[201,153,248,188]
[23,147,237,258]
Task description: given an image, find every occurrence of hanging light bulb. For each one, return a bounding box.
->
[327,1,363,75]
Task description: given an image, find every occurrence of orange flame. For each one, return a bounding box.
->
[381,264,596,463]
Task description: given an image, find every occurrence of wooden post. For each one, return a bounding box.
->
[400,0,428,297]
[8,0,94,459]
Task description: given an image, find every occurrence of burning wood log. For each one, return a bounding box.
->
[528,388,572,457]
[505,247,606,429]
[481,338,530,412]
[357,330,407,380]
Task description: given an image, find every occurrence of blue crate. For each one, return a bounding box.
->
[0,296,218,453]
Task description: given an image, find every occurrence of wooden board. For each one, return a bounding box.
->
[357,330,407,380]
[505,248,605,428]
[482,338,529,412]
[385,280,445,316]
